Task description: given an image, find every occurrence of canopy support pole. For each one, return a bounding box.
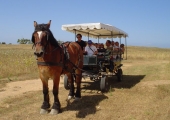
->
[125,36,127,60]
[74,29,76,42]
[111,31,114,76]
[111,31,113,42]
[119,32,121,44]
[98,36,99,43]
[119,32,122,61]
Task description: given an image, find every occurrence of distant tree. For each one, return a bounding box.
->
[27,40,33,44]
[17,38,32,44]
[2,42,6,44]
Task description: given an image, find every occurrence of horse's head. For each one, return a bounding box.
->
[32,20,51,57]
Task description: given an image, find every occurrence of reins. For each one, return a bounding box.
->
[34,41,97,76]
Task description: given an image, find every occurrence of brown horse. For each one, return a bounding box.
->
[32,20,83,115]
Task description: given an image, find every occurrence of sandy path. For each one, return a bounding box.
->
[0,78,170,103]
[0,78,64,102]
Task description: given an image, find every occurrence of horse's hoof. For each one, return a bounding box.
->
[50,109,59,115]
[40,109,48,114]
[67,96,74,101]
[74,97,81,101]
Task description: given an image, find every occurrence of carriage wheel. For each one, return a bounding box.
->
[63,74,70,90]
[117,68,123,82]
[100,75,109,92]
[90,77,94,81]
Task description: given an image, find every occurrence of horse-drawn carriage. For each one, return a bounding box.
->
[62,23,128,92]
[32,21,128,114]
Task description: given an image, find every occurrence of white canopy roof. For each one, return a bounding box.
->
[62,23,128,39]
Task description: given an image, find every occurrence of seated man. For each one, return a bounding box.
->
[113,41,120,51]
[111,41,115,48]
[95,43,99,49]
[85,40,98,56]
[97,43,106,54]
[105,40,113,56]
[99,40,114,72]
[106,40,112,50]
[111,41,119,59]
[120,44,125,53]
[100,43,105,49]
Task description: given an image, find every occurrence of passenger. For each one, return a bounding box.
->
[92,42,95,46]
[120,44,125,53]
[100,43,105,49]
[95,43,99,48]
[97,43,106,55]
[104,40,114,71]
[84,40,98,56]
[76,34,86,53]
[85,41,88,46]
[106,40,112,50]
[111,41,115,47]
[105,40,114,56]
[98,43,101,49]
[114,41,120,51]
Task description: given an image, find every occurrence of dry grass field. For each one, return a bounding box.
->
[0,44,170,120]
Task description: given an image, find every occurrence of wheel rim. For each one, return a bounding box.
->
[117,69,123,82]
[100,76,108,92]
[64,75,69,90]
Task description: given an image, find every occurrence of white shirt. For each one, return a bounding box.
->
[113,45,120,58]
[113,45,119,50]
[85,45,97,56]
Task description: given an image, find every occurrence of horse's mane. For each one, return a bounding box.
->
[33,24,60,48]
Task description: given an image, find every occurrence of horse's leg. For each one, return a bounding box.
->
[74,69,82,100]
[67,73,75,100]
[50,74,61,115]
[40,77,50,114]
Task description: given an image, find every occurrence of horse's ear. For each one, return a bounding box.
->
[34,21,37,27]
[47,20,51,28]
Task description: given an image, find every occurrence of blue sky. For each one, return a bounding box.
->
[0,0,170,48]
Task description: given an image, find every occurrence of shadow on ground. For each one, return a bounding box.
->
[81,74,146,91]
[110,75,146,89]
[60,75,145,118]
[62,94,108,118]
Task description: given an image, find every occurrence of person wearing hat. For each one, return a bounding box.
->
[84,40,98,56]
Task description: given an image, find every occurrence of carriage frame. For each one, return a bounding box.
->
[61,23,128,92]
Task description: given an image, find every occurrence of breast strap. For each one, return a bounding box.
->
[37,61,64,67]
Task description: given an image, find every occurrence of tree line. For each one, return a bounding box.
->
[17,38,32,44]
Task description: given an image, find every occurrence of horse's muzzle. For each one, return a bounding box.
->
[34,52,43,57]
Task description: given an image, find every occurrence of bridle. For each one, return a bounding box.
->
[32,26,60,57]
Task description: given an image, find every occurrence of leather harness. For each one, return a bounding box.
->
[36,42,82,75]
[32,24,82,75]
